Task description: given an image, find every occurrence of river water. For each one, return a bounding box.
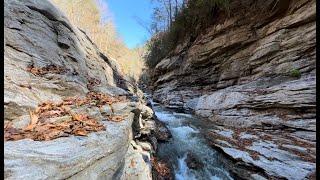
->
[150,100,233,180]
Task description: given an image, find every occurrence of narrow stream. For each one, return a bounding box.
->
[150,100,233,180]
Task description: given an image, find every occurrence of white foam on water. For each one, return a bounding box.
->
[173,112,193,118]
[175,154,196,180]
[210,175,222,180]
[155,111,177,122]
[210,167,234,180]
[149,99,159,106]
[155,111,189,126]
[171,126,199,139]
[152,102,234,180]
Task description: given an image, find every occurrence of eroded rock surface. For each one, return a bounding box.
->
[149,0,316,179]
[185,152,204,170]
[4,0,154,179]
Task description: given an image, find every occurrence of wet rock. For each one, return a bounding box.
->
[153,117,172,142]
[250,174,267,180]
[146,99,152,108]
[149,136,158,152]
[151,157,174,180]
[185,152,204,170]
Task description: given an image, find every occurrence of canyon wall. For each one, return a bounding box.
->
[4,0,155,179]
[150,0,316,179]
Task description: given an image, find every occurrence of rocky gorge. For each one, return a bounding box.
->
[148,0,316,179]
[4,0,317,179]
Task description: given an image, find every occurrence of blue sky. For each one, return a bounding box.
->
[103,0,155,49]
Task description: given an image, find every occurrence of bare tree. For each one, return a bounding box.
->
[174,0,178,17]
[168,0,172,27]
[133,16,153,35]
[154,0,173,29]
[150,0,184,32]
[182,0,188,8]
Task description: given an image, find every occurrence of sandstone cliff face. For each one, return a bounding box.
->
[4,0,154,179]
[150,0,316,179]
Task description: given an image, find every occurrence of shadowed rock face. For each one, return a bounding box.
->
[4,0,153,179]
[150,0,316,179]
[185,152,204,170]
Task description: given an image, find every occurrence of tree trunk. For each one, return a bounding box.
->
[169,0,172,27]
[174,0,178,18]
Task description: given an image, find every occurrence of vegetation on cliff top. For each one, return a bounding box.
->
[145,0,230,69]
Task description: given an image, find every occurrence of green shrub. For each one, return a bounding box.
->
[290,68,301,78]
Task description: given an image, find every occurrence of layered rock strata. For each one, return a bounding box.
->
[150,0,316,179]
[4,0,156,179]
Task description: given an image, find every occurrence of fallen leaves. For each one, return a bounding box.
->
[249,151,260,160]
[151,157,172,179]
[26,64,67,76]
[29,110,38,124]
[4,112,106,141]
[86,92,124,107]
[73,129,88,136]
[4,123,25,141]
[4,91,127,141]
[67,92,126,107]
[87,78,101,90]
[35,102,69,122]
[106,115,125,122]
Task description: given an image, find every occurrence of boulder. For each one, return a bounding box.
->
[153,117,172,142]
[185,152,204,170]
[4,0,154,179]
[5,114,134,180]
